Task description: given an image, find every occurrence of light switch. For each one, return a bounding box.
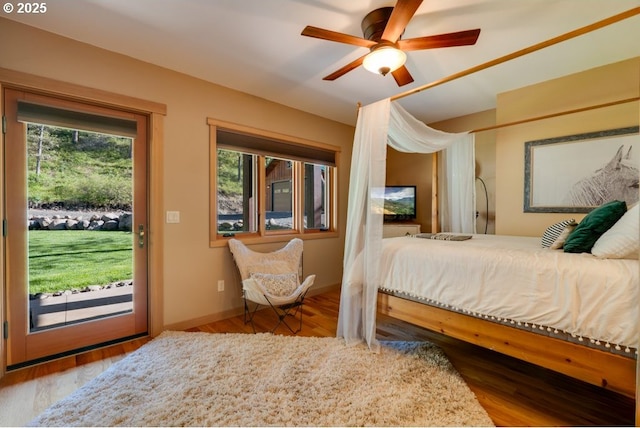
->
[166,211,180,223]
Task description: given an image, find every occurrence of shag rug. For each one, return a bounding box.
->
[29,331,494,427]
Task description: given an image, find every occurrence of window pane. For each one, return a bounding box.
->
[265,157,293,231]
[210,120,339,243]
[304,163,330,230]
[217,149,257,234]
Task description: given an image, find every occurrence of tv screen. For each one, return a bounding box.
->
[382,186,416,222]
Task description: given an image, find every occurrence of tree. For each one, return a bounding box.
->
[26,124,133,209]
[35,124,44,175]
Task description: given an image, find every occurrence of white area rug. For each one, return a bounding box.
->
[29,331,494,427]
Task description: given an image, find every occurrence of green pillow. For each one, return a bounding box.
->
[564,200,627,253]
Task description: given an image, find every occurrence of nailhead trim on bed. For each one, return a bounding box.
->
[380,288,637,358]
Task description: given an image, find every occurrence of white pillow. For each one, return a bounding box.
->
[250,272,299,297]
[591,204,639,259]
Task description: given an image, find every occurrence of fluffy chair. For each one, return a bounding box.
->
[228,238,315,333]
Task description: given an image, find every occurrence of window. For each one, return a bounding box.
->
[304,163,330,230]
[209,119,339,245]
[216,149,257,234]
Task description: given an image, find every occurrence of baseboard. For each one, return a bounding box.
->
[163,283,341,332]
[163,307,244,332]
[307,282,341,296]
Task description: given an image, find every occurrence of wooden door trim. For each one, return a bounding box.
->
[25,315,138,361]
[1,78,165,367]
[148,113,164,337]
[4,88,150,364]
[0,70,165,376]
[0,84,4,378]
[3,88,27,365]
[0,67,166,115]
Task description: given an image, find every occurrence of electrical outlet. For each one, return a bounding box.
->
[217,280,224,292]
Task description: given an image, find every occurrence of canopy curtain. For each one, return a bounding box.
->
[337,98,475,349]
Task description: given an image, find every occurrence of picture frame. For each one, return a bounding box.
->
[523,126,639,213]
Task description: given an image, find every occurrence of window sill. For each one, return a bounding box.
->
[210,230,339,248]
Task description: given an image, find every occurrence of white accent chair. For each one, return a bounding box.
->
[228,238,315,334]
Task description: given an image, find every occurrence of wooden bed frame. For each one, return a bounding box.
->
[378,291,636,398]
[375,155,636,399]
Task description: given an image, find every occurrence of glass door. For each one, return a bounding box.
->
[4,88,148,366]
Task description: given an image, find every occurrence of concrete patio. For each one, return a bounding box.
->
[29,286,133,332]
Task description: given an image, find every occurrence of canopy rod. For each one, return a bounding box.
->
[471,96,640,133]
[390,7,640,102]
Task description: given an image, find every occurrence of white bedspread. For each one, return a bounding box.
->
[370,234,638,349]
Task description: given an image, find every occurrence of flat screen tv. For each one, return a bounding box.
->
[382,185,416,222]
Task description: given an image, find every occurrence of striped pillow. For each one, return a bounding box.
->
[541,219,576,248]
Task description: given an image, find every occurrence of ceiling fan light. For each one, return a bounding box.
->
[363,47,406,76]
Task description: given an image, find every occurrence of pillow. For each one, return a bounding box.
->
[250,272,298,297]
[541,219,576,248]
[591,203,639,259]
[563,200,627,253]
[550,223,578,250]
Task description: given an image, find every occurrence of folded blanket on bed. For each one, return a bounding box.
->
[413,233,472,241]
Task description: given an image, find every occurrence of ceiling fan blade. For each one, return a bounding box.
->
[381,0,423,42]
[398,29,481,51]
[323,54,367,81]
[391,65,414,86]
[302,26,376,48]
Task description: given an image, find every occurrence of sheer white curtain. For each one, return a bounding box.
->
[439,137,477,233]
[337,98,475,349]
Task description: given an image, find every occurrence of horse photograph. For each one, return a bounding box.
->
[565,144,639,207]
[525,127,639,213]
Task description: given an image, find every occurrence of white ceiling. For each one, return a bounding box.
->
[5,0,640,126]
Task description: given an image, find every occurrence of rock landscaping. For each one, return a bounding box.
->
[29,212,133,231]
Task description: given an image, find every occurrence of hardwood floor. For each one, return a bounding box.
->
[0,288,635,426]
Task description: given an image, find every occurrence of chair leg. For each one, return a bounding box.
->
[243,298,260,334]
[244,293,308,334]
[263,294,306,334]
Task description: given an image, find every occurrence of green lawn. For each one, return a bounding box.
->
[29,230,133,294]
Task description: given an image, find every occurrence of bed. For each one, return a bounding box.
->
[338,95,638,400]
[373,232,637,398]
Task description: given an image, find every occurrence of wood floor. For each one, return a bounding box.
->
[0,288,635,427]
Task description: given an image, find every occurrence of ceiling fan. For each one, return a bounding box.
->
[301,0,481,86]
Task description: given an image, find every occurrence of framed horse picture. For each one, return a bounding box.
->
[524,126,639,213]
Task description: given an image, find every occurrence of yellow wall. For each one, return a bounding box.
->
[495,57,640,235]
[0,18,355,327]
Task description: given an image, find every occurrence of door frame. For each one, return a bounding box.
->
[5,88,150,364]
[0,68,166,378]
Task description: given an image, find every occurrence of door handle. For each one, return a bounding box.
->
[138,224,145,248]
